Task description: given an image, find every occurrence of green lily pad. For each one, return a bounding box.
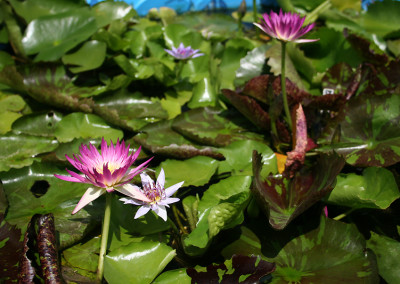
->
[252,152,345,230]
[187,76,217,109]
[8,0,84,23]
[62,236,99,281]
[54,112,123,143]
[91,1,136,28]
[270,217,379,283]
[62,40,106,73]
[266,42,305,90]
[159,156,219,188]
[183,176,251,256]
[104,241,176,284]
[22,9,98,61]
[235,45,270,87]
[0,133,58,171]
[133,119,222,159]
[0,162,101,248]
[94,89,168,131]
[366,232,400,284]
[318,89,400,167]
[0,94,27,134]
[153,269,191,284]
[12,111,62,137]
[327,167,400,209]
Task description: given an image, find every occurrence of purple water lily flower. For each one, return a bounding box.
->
[55,138,152,214]
[120,168,184,221]
[165,43,204,60]
[254,9,318,43]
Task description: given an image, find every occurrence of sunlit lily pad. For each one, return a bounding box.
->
[54,112,123,143]
[22,9,98,61]
[327,167,400,209]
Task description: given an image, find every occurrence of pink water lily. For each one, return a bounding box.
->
[254,9,318,43]
[55,138,152,214]
[120,168,184,221]
[165,43,204,60]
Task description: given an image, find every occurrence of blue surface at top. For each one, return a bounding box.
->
[86,0,387,16]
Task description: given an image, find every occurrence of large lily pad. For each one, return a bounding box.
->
[133,118,222,159]
[21,9,98,61]
[183,175,252,256]
[0,133,58,171]
[318,88,400,167]
[270,217,379,283]
[327,167,400,209]
[172,107,263,147]
[54,112,123,143]
[187,255,275,283]
[252,152,345,230]
[367,232,400,283]
[0,162,102,247]
[104,241,176,284]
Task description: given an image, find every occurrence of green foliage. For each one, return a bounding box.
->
[0,0,399,282]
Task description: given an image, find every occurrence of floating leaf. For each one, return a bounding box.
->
[133,119,222,159]
[94,89,168,131]
[159,156,219,187]
[54,112,123,143]
[187,255,275,283]
[8,0,84,23]
[12,111,62,137]
[22,9,98,61]
[104,241,176,284]
[172,107,263,147]
[0,94,26,134]
[183,176,251,256]
[235,45,270,87]
[0,133,58,171]
[327,167,400,209]
[0,162,101,247]
[367,232,400,284]
[318,89,400,167]
[252,152,345,230]
[62,40,106,73]
[153,269,191,284]
[270,217,379,283]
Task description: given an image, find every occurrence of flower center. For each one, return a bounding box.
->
[143,182,166,204]
[95,162,119,175]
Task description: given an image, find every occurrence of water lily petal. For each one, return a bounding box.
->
[165,181,184,197]
[118,184,151,202]
[72,187,106,214]
[154,205,167,221]
[134,205,151,219]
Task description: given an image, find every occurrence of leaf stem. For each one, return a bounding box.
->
[96,194,112,283]
[280,41,292,131]
[172,205,188,234]
[333,208,355,221]
[253,0,259,37]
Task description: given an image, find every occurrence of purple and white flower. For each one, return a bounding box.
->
[120,168,184,221]
[254,9,318,43]
[165,43,204,60]
[55,138,152,214]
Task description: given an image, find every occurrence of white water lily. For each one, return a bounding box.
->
[120,168,184,221]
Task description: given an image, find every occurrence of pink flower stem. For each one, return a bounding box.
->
[96,194,112,283]
[281,41,292,131]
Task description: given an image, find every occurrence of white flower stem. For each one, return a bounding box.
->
[281,41,292,131]
[96,194,112,283]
